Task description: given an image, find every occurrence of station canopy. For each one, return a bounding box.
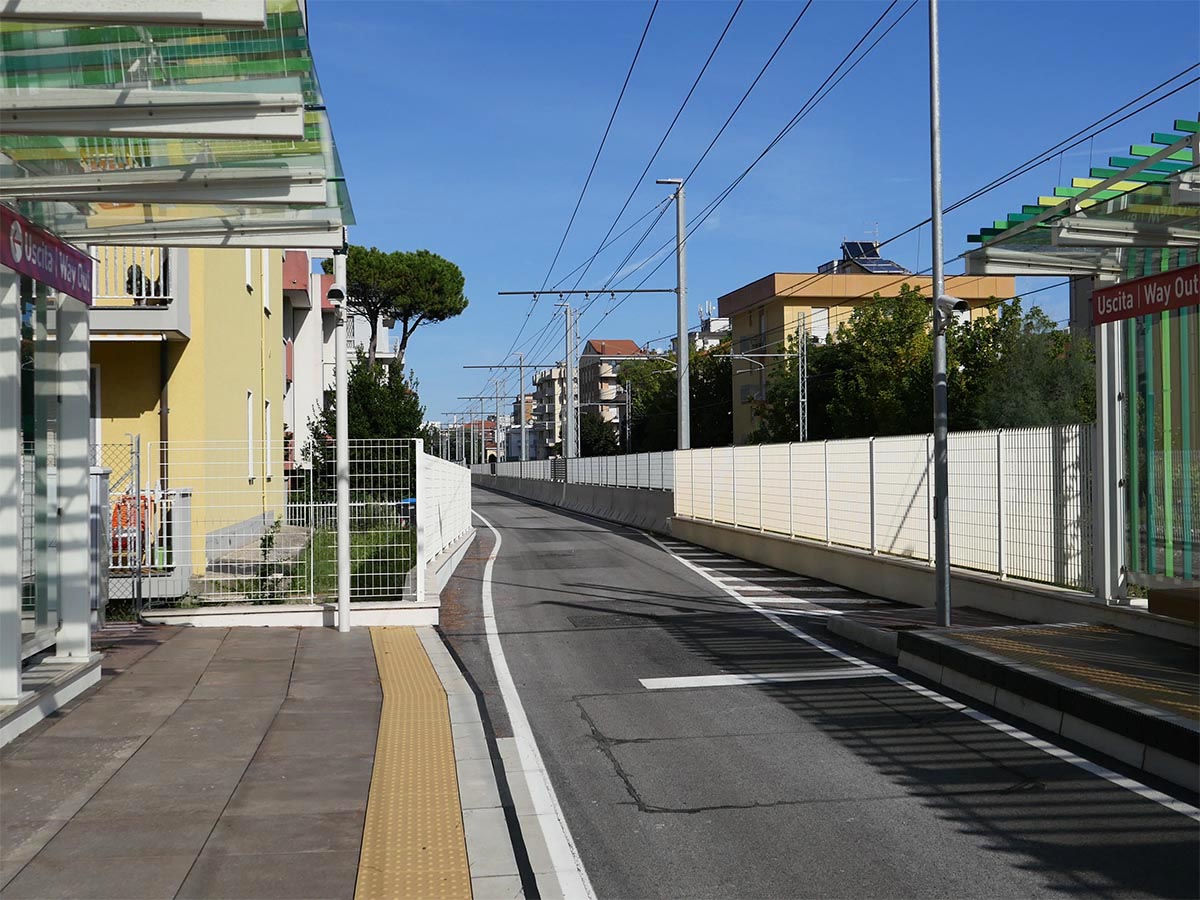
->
[964,119,1198,284]
[0,0,354,248]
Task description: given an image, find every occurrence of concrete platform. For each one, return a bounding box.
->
[1,625,521,899]
[896,623,1199,793]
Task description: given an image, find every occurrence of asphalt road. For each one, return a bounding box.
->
[441,487,1200,900]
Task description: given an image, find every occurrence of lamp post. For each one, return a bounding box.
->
[928,0,951,627]
[656,177,689,450]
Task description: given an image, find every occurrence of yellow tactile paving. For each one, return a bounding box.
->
[357,627,472,900]
[954,626,1200,719]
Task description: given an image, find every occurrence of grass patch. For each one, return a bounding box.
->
[295,526,415,600]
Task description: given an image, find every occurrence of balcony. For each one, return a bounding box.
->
[89,246,189,340]
[282,250,311,308]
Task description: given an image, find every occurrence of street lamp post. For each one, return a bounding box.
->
[656,177,689,450]
[928,0,951,627]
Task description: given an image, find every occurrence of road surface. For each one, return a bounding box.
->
[440,487,1199,900]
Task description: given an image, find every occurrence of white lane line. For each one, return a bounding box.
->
[641,668,887,690]
[712,575,822,583]
[472,510,596,900]
[645,531,1200,822]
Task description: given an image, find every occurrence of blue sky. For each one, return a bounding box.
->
[307,0,1199,424]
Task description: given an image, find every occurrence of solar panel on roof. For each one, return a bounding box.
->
[855,258,908,274]
[843,241,880,260]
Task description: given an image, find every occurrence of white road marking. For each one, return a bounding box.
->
[712,575,823,583]
[645,531,1200,822]
[472,509,596,899]
[640,668,887,690]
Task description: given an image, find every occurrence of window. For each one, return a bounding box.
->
[261,248,271,314]
[247,390,255,481]
[264,400,272,479]
[244,249,254,292]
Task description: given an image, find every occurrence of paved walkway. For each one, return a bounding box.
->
[1,625,494,900]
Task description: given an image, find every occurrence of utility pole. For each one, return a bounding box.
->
[495,381,502,462]
[518,353,526,469]
[928,0,951,627]
[557,301,578,461]
[657,177,689,449]
[624,380,632,450]
[797,313,808,442]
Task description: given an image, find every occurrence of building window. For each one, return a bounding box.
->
[261,248,271,314]
[264,400,272,479]
[247,390,255,481]
[245,249,254,292]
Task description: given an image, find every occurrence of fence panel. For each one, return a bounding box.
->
[674,450,693,515]
[826,438,871,550]
[947,431,1000,573]
[693,450,713,520]
[1004,425,1092,590]
[760,445,791,534]
[873,434,931,561]
[790,442,828,541]
[733,446,760,527]
[712,447,735,525]
[422,452,472,560]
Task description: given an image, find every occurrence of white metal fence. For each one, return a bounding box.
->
[675,426,1094,592]
[475,450,674,490]
[422,453,472,560]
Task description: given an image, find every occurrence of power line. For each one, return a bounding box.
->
[505,0,660,359]
[579,0,918,343]
[565,1,744,295]
[514,0,818,372]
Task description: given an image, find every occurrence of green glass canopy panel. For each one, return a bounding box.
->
[0,0,354,238]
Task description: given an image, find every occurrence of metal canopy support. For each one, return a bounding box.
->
[1052,218,1200,248]
[0,87,304,140]
[964,246,1123,277]
[0,0,268,27]
[1,166,328,207]
[1093,320,1127,604]
[61,217,345,249]
[0,267,23,702]
[332,247,350,633]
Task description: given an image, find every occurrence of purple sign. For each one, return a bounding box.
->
[0,204,92,305]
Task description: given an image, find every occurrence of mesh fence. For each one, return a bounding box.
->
[79,438,421,608]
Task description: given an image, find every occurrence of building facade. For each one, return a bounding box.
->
[579,339,642,439]
[720,249,1014,442]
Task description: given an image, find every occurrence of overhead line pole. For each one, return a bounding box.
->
[656,177,689,449]
[928,0,951,627]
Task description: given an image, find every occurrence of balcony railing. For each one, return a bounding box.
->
[93,246,173,307]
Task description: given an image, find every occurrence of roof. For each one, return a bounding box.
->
[964,118,1198,281]
[582,339,643,358]
[0,0,353,247]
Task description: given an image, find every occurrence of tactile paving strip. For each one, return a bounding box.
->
[357,627,472,899]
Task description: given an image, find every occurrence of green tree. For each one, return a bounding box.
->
[324,246,468,368]
[579,410,620,456]
[308,349,426,449]
[617,345,732,451]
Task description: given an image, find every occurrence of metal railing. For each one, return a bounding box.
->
[92,246,173,305]
[474,451,674,491]
[675,426,1094,592]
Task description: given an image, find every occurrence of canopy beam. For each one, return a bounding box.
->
[0,0,266,27]
[1,166,328,206]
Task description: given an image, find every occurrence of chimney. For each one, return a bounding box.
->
[600,340,606,354]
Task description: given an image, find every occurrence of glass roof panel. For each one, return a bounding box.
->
[0,0,354,236]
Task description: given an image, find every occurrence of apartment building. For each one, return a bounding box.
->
[579,339,642,438]
[530,366,565,459]
[720,242,1014,442]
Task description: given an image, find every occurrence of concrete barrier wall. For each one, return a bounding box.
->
[473,475,674,535]
[671,516,1198,647]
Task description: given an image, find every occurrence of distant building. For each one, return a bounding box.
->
[579,339,643,438]
[719,242,1015,442]
[530,366,566,459]
[672,303,731,354]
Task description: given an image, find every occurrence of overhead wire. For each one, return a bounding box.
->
[502,0,661,360]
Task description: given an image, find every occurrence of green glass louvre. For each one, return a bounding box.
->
[0,0,354,236]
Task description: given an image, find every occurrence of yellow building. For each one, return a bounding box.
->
[89,245,291,593]
[720,243,1014,442]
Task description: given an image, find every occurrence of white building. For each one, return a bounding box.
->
[530,366,566,460]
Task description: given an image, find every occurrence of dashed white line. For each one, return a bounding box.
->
[645,533,1200,822]
[641,668,887,690]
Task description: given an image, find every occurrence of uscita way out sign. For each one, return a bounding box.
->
[0,204,93,305]
[1092,264,1199,325]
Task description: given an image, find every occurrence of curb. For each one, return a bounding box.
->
[896,629,1199,793]
[417,628,526,899]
